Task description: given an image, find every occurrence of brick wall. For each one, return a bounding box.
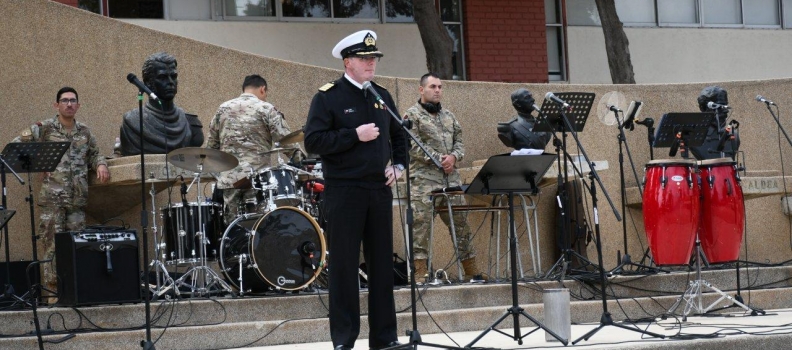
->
[53,0,78,7]
[463,0,549,83]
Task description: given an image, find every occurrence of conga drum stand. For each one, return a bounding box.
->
[668,235,763,320]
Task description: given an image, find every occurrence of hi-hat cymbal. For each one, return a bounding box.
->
[167,147,239,173]
[263,147,298,156]
[279,130,304,144]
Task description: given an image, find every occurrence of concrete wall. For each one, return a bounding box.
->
[3,0,792,277]
[123,19,428,80]
[568,26,792,84]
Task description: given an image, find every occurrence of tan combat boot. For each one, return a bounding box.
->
[462,257,488,283]
[413,259,428,283]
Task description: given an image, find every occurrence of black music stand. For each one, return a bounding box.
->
[536,92,595,133]
[2,141,70,350]
[535,93,604,278]
[464,153,568,347]
[652,113,714,159]
[1,142,70,294]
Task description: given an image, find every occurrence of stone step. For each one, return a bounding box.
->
[1,265,789,349]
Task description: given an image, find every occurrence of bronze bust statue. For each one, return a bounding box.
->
[119,52,204,156]
[497,88,551,150]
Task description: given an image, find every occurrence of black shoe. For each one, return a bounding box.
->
[371,341,402,350]
[334,346,352,350]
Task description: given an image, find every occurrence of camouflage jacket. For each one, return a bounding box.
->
[207,93,294,189]
[404,102,465,187]
[12,116,107,207]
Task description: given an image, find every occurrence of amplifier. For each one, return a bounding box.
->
[55,230,142,306]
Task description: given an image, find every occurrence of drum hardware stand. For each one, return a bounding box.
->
[172,166,235,297]
[572,172,665,344]
[534,93,610,281]
[147,177,178,299]
[667,236,764,320]
[464,153,566,347]
[609,104,664,275]
[0,153,31,309]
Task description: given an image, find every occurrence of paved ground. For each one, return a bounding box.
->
[233,308,792,349]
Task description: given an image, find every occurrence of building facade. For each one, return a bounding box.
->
[56,0,792,84]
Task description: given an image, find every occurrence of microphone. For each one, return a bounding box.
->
[707,101,731,110]
[180,176,188,207]
[362,81,386,106]
[608,105,622,113]
[545,92,570,109]
[636,117,654,127]
[624,101,643,131]
[756,95,776,106]
[126,73,158,100]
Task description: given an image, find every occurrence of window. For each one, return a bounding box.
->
[440,0,465,80]
[225,0,276,17]
[333,0,379,19]
[108,0,164,18]
[385,0,413,23]
[282,0,330,18]
[568,0,784,28]
[744,0,781,26]
[546,0,566,81]
[702,0,741,26]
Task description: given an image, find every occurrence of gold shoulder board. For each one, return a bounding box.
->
[318,82,335,92]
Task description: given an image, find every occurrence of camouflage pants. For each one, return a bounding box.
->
[412,193,475,261]
[222,188,261,224]
[38,205,86,288]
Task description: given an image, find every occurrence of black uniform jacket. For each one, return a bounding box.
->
[304,76,408,188]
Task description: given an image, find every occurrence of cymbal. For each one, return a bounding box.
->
[263,147,298,156]
[167,147,239,173]
[279,130,304,144]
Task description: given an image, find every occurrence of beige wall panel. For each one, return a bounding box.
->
[2,1,792,277]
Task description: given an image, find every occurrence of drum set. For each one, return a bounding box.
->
[149,132,327,298]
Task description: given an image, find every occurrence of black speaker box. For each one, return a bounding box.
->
[0,260,40,307]
[55,230,142,306]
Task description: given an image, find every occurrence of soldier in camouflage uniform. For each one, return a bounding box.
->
[12,87,110,293]
[404,73,483,282]
[207,75,298,224]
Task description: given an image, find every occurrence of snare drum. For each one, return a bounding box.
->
[253,167,302,207]
[219,207,326,292]
[161,202,223,264]
[642,159,699,265]
[697,158,744,263]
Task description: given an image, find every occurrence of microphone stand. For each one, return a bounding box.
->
[760,102,792,148]
[369,93,462,350]
[610,111,660,275]
[133,91,156,350]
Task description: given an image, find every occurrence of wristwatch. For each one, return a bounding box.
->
[394,164,405,171]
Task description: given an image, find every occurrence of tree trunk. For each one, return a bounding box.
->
[412,0,454,79]
[595,0,636,84]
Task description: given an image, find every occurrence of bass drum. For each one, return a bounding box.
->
[219,207,326,292]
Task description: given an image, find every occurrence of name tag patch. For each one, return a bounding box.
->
[344,108,356,114]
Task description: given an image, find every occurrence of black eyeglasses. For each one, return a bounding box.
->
[59,98,78,105]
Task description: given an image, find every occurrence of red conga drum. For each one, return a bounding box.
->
[642,159,699,265]
[698,158,745,263]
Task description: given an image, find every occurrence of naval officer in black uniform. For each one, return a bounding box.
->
[304,30,407,350]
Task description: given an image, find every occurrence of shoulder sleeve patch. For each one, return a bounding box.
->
[318,82,335,92]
